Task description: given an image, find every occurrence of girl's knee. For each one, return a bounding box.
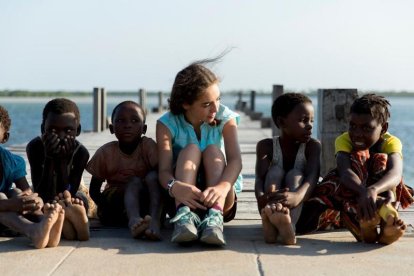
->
[182,143,201,155]
[203,145,224,158]
[0,192,8,200]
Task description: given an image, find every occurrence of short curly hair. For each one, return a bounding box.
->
[42,98,80,126]
[271,93,312,128]
[0,105,11,132]
[350,94,390,124]
[111,101,145,123]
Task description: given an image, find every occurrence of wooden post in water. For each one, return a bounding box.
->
[158,91,163,113]
[272,85,284,137]
[100,88,107,131]
[93,87,102,132]
[139,88,147,114]
[318,89,358,176]
[250,90,256,112]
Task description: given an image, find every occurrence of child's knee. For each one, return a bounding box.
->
[203,145,225,161]
[145,170,158,185]
[0,192,8,200]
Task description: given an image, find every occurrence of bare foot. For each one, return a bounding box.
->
[359,214,380,243]
[29,203,60,249]
[145,217,162,241]
[57,191,90,241]
[47,205,65,247]
[265,203,296,245]
[261,206,278,243]
[129,215,151,239]
[379,215,406,245]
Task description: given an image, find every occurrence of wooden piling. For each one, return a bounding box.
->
[271,85,283,136]
[139,88,147,114]
[93,87,102,132]
[100,88,107,131]
[317,89,358,175]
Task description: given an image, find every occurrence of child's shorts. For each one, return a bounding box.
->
[97,186,150,226]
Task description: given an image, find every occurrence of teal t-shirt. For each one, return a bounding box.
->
[0,146,26,193]
[158,104,243,193]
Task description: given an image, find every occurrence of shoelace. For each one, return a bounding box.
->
[170,208,201,226]
[200,211,223,229]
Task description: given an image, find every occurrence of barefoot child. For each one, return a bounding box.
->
[87,101,161,240]
[298,94,413,244]
[0,105,64,248]
[157,57,242,246]
[26,98,90,241]
[255,93,321,245]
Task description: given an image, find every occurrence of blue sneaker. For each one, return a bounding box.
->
[170,206,200,243]
[199,208,226,246]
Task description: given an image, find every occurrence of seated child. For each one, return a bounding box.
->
[297,94,413,244]
[87,101,161,240]
[26,98,90,241]
[255,93,321,245]
[0,105,64,248]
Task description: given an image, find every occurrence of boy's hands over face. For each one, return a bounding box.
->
[357,186,378,221]
[42,132,61,158]
[42,132,76,158]
[60,135,76,157]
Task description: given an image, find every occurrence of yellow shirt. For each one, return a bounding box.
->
[335,132,402,156]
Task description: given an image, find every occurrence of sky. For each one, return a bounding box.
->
[1,0,414,93]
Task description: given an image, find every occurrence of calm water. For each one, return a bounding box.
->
[1,94,413,186]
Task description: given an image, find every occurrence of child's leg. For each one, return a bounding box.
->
[264,164,285,194]
[198,145,228,245]
[264,203,296,245]
[143,170,162,240]
[259,164,285,242]
[174,144,201,204]
[285,169,304,227]
[260,206,278,243]
[47,204,65,247]
[56,191,89,241]
[124,176,151,238]
[0,198,61,249]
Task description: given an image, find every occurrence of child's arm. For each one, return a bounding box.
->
[368,152,403,196]
[337,152,375,220]
[89,176,104,206]
[14,176,32,195]
[66,146,90,196]
[255,139,272,210]
[156,121,205,210]
[26,138,57,201]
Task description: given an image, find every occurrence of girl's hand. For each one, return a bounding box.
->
[170,181,206,210]
[200,183,231,208]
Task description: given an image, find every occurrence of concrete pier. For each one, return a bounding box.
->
[2,111,414,276]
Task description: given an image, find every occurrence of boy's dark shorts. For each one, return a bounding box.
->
[97,186,149,226]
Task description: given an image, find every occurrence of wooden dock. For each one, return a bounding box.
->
[7,111,414,225]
